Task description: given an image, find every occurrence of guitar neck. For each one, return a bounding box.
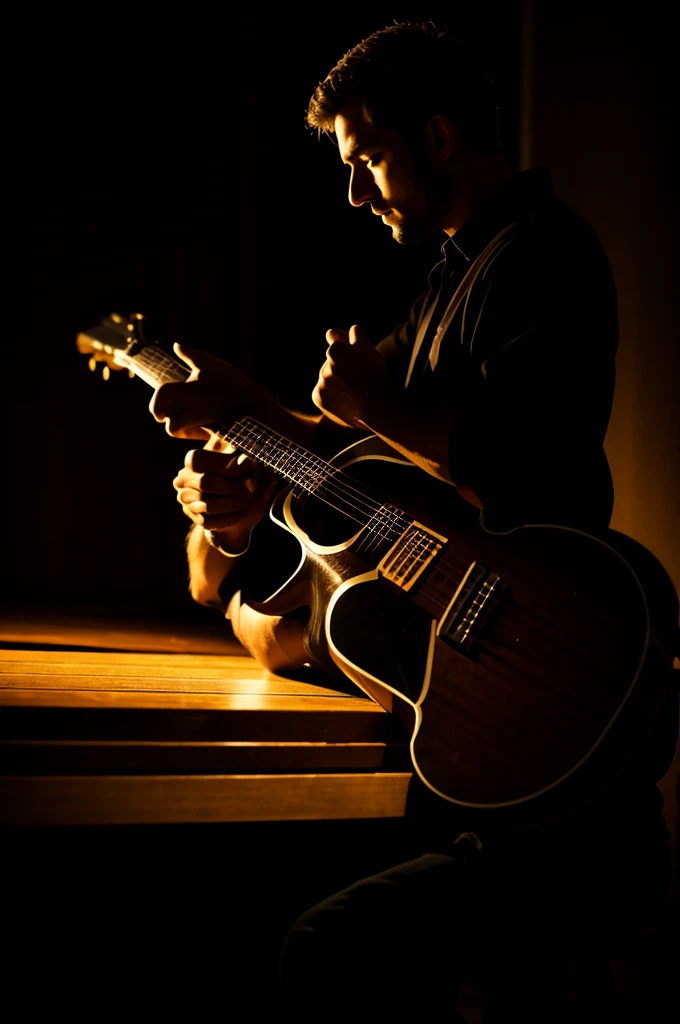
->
[119,344,398,526]
[116,344,190,387]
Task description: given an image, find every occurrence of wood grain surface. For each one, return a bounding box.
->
[0,772,412,825]
[0,617,412,824]
[0,609,247,654]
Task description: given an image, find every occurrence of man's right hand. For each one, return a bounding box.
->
[174,448,278,553]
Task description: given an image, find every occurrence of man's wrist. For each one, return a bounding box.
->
[202,526,251,558]
[354,380,403,435]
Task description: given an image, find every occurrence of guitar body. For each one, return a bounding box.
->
[75,317,677,826]
[244,434,678,824]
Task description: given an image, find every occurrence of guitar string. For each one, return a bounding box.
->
[134,355,498,623]
[127,314,515,639]
[229,421,477,585]
[227,420,477,585]
[232,421,410,541]
[132,353,475,591]
[133,352,431,547]
[132,354,409,547]
[232,424,446,566]
[136,347,511,641]
[140,358,476,594]
[232,419,475,590]
[138,356,477,593]
[133,350,476,587]
[233,433,396,535]
[130,351,389,529]
[355,522,390,559]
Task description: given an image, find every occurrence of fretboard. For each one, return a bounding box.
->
[223,417,410,541]
[118,344,189,387]
[121,344,412,540]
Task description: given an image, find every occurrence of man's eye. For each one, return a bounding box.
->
[368,153,384,166]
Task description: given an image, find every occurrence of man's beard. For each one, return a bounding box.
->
[390,169,450,245]
[390,217,441,245]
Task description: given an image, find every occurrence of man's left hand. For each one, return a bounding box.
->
[150,344,268,440]
[312,324,394,429]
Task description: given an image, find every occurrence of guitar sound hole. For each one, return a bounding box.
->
[293,491,362,547]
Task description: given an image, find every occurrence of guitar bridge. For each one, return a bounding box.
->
[438,562,504,655]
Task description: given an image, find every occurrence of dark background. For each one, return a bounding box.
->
[1,3,522,628]
[1,9,521,1009]
[2,4,679,1017]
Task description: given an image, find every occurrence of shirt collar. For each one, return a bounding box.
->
[441,167,556,265]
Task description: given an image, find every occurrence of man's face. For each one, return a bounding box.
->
[335,98,449,244]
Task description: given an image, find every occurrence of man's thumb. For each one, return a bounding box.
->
[173,342,212,372]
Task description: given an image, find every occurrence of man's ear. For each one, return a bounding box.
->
[425,115,456,164]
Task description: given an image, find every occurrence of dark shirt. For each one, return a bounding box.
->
[374,169,677,824]
[377,167,618,532]
[234,168,676,824]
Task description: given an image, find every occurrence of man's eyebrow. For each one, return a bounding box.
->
[342,142,365,163]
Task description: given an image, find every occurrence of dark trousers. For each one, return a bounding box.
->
[278,785,672,1018]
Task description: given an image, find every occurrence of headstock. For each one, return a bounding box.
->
[76,312,155,379]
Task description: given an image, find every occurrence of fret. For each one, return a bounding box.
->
[220,417,396,531]
[371,504,411,539]
[221,419,426,551]
[379,522,447,592]
[226,418,337,498]
[131,347,188,387]
[110,353,411,541]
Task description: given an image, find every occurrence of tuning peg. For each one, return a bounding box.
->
[129,312,149,345]
[102,365,110,381]
[128,369,135,379]
[88,356,97,372]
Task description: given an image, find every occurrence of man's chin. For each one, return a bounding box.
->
[391,220,438,246]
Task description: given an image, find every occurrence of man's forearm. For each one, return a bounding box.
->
[272,390,482,507]
[226,591,309,673]
[360,392,459,484]
[186,524,247,607]
[249,394,323,448]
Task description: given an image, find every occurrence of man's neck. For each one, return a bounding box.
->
[443,156,514,236]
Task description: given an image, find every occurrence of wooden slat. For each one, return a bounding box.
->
[0,670,348,697]
[0,649,279,670]
[0,739,411,774]
[0,700,398,743]
[0,659,318,683]
[0,611,246,654]
[0,617,410,826]
[0,645,362,697]
[0,687,376,712]
[0,772,413,824]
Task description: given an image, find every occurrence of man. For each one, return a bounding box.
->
[151,22,676,1017]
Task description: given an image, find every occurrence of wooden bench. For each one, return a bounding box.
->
[0,611,411,826]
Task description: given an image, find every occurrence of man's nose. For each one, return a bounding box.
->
[348,166,378,208]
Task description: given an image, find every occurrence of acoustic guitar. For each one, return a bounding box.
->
[77,312,678,824]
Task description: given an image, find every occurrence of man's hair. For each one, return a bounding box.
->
[306,22,501,158]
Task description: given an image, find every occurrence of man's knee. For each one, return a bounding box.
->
[278,852,462,994]
[278,893,355,999]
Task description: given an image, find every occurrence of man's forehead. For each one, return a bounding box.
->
[335,100,382,162]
